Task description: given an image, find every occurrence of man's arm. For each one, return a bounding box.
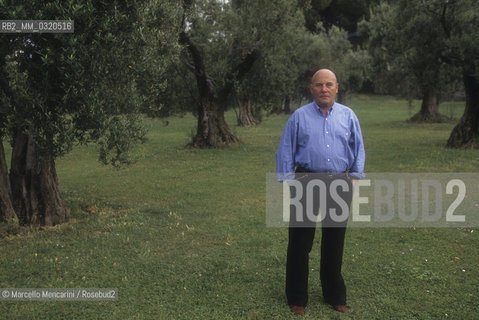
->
[348,113,365,180]
[276,114,298,182]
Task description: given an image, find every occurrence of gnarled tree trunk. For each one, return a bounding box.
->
[237,98,259,127]
[409,89,447,122]
[0,140,16,222]
[9,130,69,226]
[180,30,241,147]
[446,74,479,148]
[193,99,240,147]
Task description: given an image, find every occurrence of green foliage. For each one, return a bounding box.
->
[0,0,181,165]
[231,0,307,107]
[283,22,370,103]
[135,0,184,118]
[180,0,362,113]
[360,0,479,98]
[303,0,380,34]
[314,24,371,93]
[359,1,411,95]
[97,114,147,167]
[436,0,479,73]
[228,1,370,110]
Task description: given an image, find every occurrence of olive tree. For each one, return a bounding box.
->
[0,0,180,225]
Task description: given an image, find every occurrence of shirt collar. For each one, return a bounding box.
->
[313,101,335,116]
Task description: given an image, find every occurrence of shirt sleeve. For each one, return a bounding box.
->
[348,113,365,179]
[276,114,298,181]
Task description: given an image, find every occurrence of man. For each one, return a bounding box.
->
[276,69,365,316]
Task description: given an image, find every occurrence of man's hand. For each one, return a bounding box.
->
[351,179,358,188]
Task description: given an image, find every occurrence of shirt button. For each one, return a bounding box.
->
[327,144,330,147]
[327,158,330,162]
[326,131,329,134]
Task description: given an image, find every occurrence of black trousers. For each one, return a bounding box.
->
[285,173,352,307]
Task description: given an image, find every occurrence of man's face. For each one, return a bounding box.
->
[309,71,339,109]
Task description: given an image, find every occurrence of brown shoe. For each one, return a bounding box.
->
[334,305,350,313]
[290,305,305,316]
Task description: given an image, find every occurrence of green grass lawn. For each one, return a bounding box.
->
[1,94,479,319]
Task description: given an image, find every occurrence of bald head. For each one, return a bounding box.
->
[311,69,337,85]
[309,69,339,110]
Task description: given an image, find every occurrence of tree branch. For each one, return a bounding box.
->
[218,44,261,101]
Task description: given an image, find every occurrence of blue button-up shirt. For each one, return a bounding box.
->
[276,101,365,181]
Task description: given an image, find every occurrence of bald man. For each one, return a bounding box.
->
[276,69,365,316]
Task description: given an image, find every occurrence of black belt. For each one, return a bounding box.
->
[295,167,350,179]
